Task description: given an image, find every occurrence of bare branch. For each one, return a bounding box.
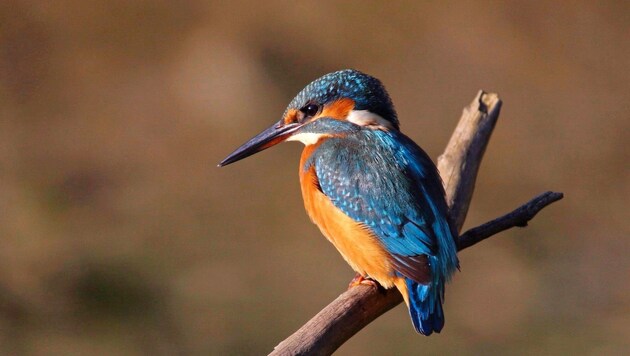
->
[458,191,564,250]
[271,283,403,356]
[269,92,561,356]
[438,90,502,232]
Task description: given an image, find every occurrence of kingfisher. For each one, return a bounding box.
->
[219,69,459,335]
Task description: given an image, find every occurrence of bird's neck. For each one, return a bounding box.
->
[298,139,327,222]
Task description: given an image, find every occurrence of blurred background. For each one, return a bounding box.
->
[1,1,628,355]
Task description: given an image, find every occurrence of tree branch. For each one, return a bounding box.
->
[269,91,562,356]
[458,191,563,250]
[438,90,502,232]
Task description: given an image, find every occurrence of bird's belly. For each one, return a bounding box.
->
[300,169,396,288]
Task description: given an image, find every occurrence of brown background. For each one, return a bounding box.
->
[1,1,628,354]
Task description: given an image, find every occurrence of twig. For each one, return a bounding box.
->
[269,91,562,356]
[458,191,564,250]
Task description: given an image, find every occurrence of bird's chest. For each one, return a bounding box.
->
[298,144,395,284]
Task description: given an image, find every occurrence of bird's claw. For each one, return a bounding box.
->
[348,274,379,289]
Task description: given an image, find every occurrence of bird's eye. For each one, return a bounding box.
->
[301,104,319,118]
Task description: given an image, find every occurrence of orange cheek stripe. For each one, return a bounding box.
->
[319,98,355,121]
[283,109,299,125]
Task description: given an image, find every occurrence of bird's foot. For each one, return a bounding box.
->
[348,274,379,289]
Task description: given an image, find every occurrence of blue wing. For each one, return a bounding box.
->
[308,129,459,283]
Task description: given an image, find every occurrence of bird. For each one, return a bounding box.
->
[218,69,459,335]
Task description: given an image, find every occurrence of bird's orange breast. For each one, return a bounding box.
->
[298,143,401,290]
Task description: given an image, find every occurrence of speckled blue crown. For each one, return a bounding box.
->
[285,69,399,129]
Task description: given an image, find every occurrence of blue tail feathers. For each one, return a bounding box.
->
[405,277,444,336]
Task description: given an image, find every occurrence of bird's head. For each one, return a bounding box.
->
[219,69,398,166]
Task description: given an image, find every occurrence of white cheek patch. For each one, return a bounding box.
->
[346,110,394,130]
[286,132,327,145]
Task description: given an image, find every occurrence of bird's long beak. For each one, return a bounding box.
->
[218,120,301,167]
